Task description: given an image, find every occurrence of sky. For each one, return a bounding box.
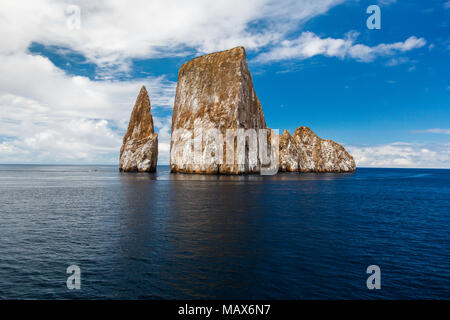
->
[0,0,449,168]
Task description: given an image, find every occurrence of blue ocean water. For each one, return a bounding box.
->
[0,165,448,299]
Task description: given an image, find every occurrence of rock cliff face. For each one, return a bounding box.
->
[279,126,355,173]
[170,46,267,174]
[119,86,158,172]
[279,130,300,172]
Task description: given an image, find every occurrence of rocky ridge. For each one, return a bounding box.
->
[279,126,355,173]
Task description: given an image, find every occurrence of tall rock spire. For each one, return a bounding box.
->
[119,86,158,172]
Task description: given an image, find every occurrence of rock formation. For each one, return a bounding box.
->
[170,46,268,174]
[166,46,355,174]
[119,86,158,172]
[279,130,300,172]
[278,126,355,173]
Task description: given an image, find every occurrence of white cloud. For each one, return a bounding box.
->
[0,53,175,117]
[414,128,450,135]
[0,52,176,164]
[254,32,426,63]
[347,142,450,168]
[0,0,345,72]
[378,0,397,5]
[153,116,173,165]
[385,57,412,67]
[445,1,450,9]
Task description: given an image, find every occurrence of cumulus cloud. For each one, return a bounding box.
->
[347,142,450,168]
[0,0,345,71]
[0,52,176,164]
[254,32,426,63]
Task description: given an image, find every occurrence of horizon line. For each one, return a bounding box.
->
[0,164,449,170]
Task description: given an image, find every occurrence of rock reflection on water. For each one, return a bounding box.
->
[116,167,359,299]
[157,169,355,182]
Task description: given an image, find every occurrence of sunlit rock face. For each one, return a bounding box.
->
[292,126,356,173]
[119,86,158,172]
[170,46,267,174]
[279,130,300,172]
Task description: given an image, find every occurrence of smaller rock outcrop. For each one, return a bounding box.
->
[278,126,355,173]
[292,126,355,172]
[119,86,158,172]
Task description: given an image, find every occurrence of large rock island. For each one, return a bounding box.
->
[119,86,158,172]
[170,46,268,174]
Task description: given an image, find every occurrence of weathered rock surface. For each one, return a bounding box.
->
[170,46,267,174]
[119,86,158,172]
[288,126,355,173]
[279,130,300,172]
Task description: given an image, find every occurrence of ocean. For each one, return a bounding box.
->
[0,165,448,299]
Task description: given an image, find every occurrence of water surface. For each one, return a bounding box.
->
[0,165,448,299]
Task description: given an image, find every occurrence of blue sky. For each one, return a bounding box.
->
[0,0,449,167]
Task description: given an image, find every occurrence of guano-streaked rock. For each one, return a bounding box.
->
[119,86,158,172]
[292,126,355,173]
[170,46,267,174]
[279,130,300,172]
